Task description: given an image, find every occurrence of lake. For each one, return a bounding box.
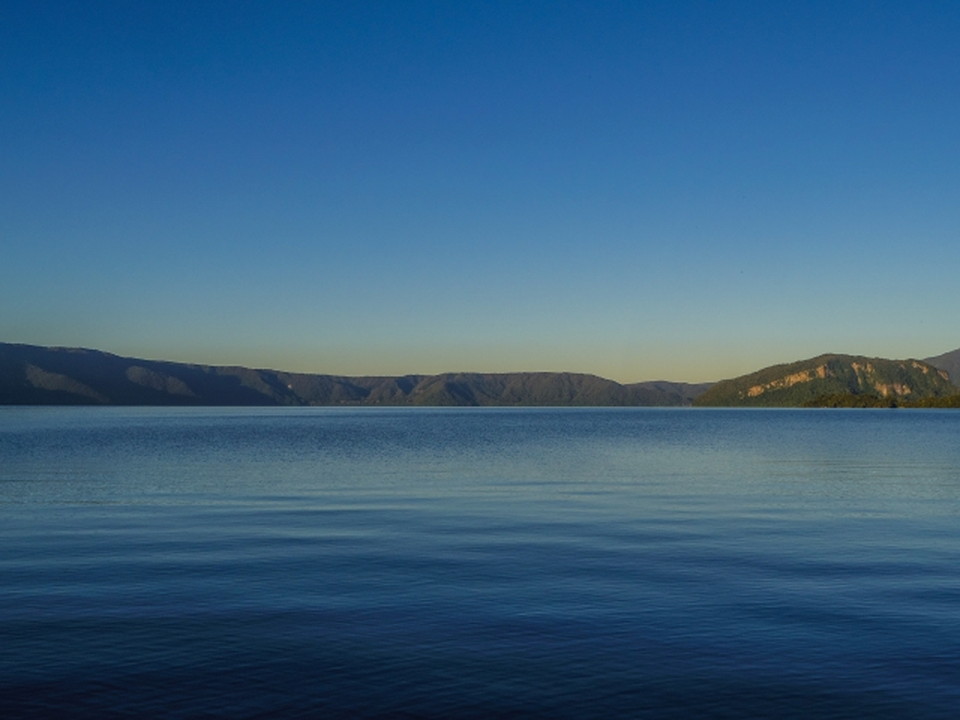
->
[1,407,958,718]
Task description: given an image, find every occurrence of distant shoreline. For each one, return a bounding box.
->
[3,342,957,408]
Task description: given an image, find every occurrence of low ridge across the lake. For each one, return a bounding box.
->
[2,342,959,407]
[0,343,710,407]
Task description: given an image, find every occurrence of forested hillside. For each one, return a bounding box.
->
[694,354,956,407]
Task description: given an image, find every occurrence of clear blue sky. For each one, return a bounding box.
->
[3,1,958,382]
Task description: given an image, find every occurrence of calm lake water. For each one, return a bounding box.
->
[1,407,959,719]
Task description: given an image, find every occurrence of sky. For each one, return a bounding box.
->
[2,1,958,383]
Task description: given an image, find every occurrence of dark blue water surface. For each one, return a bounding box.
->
[1,407,959,718]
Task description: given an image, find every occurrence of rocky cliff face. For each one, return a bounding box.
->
[695,354,956,407]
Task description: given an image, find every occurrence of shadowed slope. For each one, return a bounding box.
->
[0,343,709,406]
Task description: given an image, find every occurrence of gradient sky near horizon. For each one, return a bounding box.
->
[3,1,958,382]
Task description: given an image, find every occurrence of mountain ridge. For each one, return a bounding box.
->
[694,353,957,407]
[0,343,710,406]
[924,347,960,385]
[4,342,958,407]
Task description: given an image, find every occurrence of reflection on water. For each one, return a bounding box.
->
[1,407,959,718]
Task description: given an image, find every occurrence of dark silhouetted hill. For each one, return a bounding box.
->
[0,343,711,406]
[924,347,960,384]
